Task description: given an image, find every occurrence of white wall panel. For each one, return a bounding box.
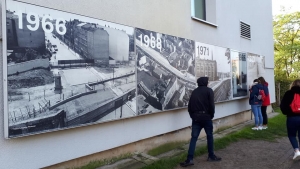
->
[0,0,274,168]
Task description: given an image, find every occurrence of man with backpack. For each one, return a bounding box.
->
[280,79,300,160]
[180,77,221,167]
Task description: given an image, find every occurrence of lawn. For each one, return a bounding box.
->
[75,108,287,169]
[141,107,286,169]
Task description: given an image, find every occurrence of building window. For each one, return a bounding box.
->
[191,0,217,26]
[7,29,11,33]
[193,0,206,20]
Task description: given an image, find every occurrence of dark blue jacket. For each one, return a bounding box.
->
[249,84,263,105]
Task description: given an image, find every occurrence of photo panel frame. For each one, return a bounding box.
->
[4,0,136,138]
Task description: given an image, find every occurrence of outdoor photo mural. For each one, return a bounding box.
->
[231,50,248,98]
[247,53,266,88]
[3,0,267,138]
[194,42,232,102]
[136,28,196,114]
[4,0,136,138]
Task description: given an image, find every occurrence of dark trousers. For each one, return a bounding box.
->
[261,106,268,125]
[187,120,214,161]
[287,116,300,149]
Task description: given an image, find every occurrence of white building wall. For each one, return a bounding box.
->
[0,0,274,168]
[103,27,129,61]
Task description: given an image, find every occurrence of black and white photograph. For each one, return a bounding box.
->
[195,42,232,102]
[247,53,266,88]
[136,28,196,114]
[5,0,136,137]
[231,50,248,98]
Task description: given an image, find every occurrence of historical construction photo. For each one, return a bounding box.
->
[194,42,232,102]
[231,50,248,98]
[247,53,266,88]
[5,1,136,137]
[136,28,196,114]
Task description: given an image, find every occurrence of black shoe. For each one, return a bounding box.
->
[207,155,222,162]
[180,160,194,167]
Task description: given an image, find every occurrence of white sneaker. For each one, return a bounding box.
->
[258,126,263,130]
[262,126,268,129]
[252,127,259,130]
[293,151,300,160]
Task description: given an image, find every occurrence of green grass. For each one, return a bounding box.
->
[141,108,287,169]
[214,126,232,133]
[76,108,286,169]
[147,141,187,156]
[73,153,132,169]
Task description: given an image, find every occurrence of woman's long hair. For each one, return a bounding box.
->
[290,79,300,89]
[258,77,266,84]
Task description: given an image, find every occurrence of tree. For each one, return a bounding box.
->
[273,12,300,78]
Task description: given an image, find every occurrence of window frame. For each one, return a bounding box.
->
[192,0,206,20]
[191,0,218,27]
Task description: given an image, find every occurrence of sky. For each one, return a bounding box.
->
[272,0,300,16]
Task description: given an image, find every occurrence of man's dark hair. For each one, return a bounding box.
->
[253,79,261,84]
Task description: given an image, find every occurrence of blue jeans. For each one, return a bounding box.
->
[187,120,214,161]
[287,116,300,149]
[251,104,263,126]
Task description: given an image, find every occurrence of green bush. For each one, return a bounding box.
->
[274,77,297,104]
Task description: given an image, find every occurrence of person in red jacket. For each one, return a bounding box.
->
[258,77,271,129]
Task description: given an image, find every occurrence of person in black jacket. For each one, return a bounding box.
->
[280,79,300,160]
[180,77,221,167]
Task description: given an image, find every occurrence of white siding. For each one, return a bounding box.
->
[0,0,274,168]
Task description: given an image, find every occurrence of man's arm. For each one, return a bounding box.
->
[209,89,215,119]
[263,85,269,96]
[188,92,193,118]
[280,90,293,115]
